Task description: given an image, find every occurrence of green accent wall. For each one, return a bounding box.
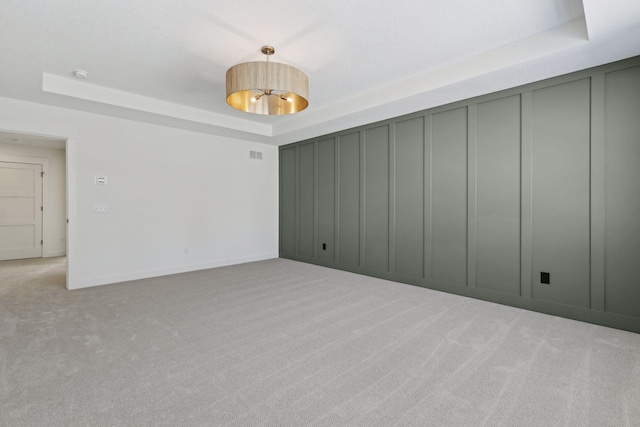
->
[279,56,640,334]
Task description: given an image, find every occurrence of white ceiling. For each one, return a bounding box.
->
[1,0,639,146]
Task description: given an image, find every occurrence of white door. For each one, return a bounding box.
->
[0,162,43,260]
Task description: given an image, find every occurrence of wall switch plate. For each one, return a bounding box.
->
[541,272,550,284]
[94,204,109,213]
[95,176,108,185]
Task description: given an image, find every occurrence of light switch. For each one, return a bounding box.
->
[95,176,108,185]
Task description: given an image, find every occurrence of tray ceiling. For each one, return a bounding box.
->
[1,0,639,145]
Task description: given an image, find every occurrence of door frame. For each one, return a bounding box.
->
[0,156,48,259]
[0,127,76,290]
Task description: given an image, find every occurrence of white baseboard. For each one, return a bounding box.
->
[70,253,279,290]
[45,251,67,258]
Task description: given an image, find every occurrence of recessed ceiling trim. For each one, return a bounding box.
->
[42,73,272,137]
[272,18,589,138]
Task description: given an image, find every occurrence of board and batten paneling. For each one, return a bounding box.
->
[394,117,425,278]
[431,107,468,286]
[364,125,390,272]
[338,132,361,267]
[298,142,315,257]
[317,137,336,261]
[475,95,522,295]
[279,56,640,333]
[531,79,591,308]
[604,65,640,319]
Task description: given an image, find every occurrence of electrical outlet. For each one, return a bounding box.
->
[322,243,327,250]
[541,272,550,284]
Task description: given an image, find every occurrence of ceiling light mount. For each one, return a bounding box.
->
[226,45,308,115]
[261,45,275,56]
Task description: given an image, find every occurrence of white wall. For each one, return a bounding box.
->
[0,97,279,289]
[0,143,67,257]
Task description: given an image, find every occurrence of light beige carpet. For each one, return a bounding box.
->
[1,257,639,426]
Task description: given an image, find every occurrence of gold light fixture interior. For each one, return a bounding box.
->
[226,46,309,115]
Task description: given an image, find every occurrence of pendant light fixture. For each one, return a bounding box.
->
[226,46,309,115]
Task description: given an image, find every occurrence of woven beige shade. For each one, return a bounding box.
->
[226,59,308,115]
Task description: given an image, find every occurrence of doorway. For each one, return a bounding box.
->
[0,131,68,284]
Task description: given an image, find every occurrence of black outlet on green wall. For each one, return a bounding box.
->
[541,272,550,284]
